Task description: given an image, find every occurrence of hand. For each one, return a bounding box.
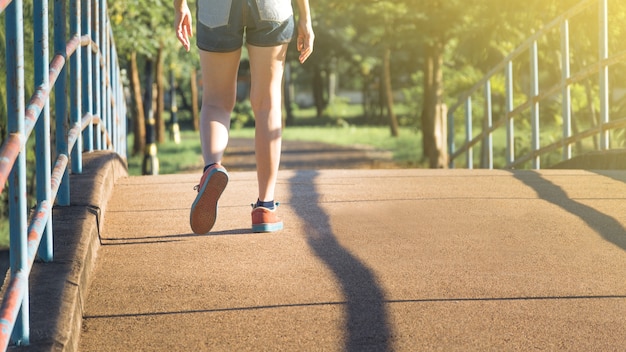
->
[174,2,193,51]
[297,19,314,64]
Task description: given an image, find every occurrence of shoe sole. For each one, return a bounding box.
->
[252,221,284,233]
[190,169,228,234]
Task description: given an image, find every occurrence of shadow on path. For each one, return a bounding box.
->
[289,170,392,352]
[513,171,626,252]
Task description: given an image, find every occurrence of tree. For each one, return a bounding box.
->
[311,0,612,168]
[108,0,182,156]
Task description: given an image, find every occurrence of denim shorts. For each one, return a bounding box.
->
[196,0,295,52]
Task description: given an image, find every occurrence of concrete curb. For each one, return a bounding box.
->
[8,151,127,351]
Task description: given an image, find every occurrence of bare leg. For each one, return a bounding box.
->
[198,49,242,165]
[247,44,288,202]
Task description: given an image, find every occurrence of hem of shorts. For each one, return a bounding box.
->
[197,43,243,53]
[245,38,293,48]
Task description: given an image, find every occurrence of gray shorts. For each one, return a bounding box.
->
[196,0,295,52]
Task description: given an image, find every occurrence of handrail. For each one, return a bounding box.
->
[447,0,623,169]
[0,0,126,348]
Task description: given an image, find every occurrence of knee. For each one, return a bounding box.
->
[250,94,280,118]
[202,93,236,115]
[202,101,235,115]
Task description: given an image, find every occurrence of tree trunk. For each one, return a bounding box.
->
[176,85,190,110]
[313,64,325,118]
[328,57,337,106]
[130,51,145,156]
[283,61,294,126]
[421,41,448,168]
[361,73,369,119]
[169,71,181,143]
[190,67,200,131]
[382,47,399,137]
[142,58,159,175]
[155,43,165,144]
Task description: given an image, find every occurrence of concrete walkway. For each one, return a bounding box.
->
[11,148,626,351]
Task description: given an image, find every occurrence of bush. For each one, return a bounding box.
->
[231,100,254,130]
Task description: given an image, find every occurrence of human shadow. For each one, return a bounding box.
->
[289,170,392,351]
[512,170,626,251]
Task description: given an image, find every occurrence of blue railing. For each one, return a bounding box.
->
[0,0,126,347]
[448,0,626,169]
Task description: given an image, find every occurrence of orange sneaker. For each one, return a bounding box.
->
[190,164,228,234]
[251,203,283,233]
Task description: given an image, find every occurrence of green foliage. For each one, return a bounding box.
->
[108,0,178,59]
[231,100,254,130]
[126,130,204,175]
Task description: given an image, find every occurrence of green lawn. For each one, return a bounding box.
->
[126,125,425,176]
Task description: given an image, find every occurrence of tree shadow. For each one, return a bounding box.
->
[289,170,392,351]
[590,170,626,185]
[512,170,626,251]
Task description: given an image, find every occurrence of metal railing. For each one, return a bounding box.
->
[0,0,126,347]
[448,0,626,169]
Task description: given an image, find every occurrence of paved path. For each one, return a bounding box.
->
[222,138,398,171]
[11,145,626,351]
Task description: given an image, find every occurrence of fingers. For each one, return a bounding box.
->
[297,36,312,63]
[296,27,314,64]
[175,11,193,52]
[177,25,191,51]
[176,32,188,52]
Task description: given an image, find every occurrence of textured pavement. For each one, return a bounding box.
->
[10,146,626,351]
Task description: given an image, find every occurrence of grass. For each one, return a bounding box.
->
[283,126,424,166]
[0,221,7,249]
[126,124,425,176]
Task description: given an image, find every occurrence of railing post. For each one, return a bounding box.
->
[117,53,127,157]
[6,0,30,344]
[530,40,540,169]
[70,0,83,173]
[484,80,493,169]
[447,111,455,168]
[505,61,515,166]
[465,97,473,169]
[54,0,70,206]
[106,24,113,151]
[110,40,118,154]
[561,19,572,160]
[35,0,53,262]
[101,0,109,149]
[92,0,103,150]
[82,0,94,152]
[599,0,610,150]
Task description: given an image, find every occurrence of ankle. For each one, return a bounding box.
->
[203,163,217,172]
[255,199,275,210]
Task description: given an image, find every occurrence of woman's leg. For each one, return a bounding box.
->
[198,49,242,164]
[190,49,241,235]
[247,43,289,203]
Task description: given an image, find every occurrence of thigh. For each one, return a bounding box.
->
[199,49,242,109]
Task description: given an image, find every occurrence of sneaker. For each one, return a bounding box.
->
[251,202,283,233]
[190,164,229,234]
